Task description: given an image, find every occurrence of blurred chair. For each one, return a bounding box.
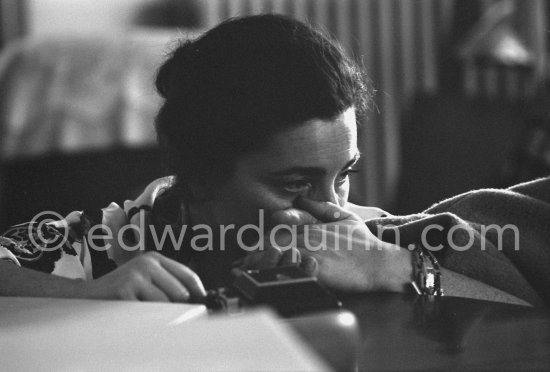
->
[0,30,195,229]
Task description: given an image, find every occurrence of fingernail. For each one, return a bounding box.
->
[180,288,190,301]
[303,257,318,275]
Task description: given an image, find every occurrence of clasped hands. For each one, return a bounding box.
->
[234,197,412,294]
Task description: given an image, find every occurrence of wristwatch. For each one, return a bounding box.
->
[410,244,443,297]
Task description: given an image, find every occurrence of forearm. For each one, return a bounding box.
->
[0,261,84,298]
[441,267,531,307]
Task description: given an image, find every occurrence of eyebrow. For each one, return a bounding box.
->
[269,153,361,177]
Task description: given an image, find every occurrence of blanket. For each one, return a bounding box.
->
[366,177,550,307]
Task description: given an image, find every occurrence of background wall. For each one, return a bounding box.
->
[27,0,153,36]
[1,0,549,223]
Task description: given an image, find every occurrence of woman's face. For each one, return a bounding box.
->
[190,107,359,288]
[193,107,359,232]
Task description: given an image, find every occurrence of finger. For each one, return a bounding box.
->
[268,225,298,249]
[300,255,319,277]
[271,208,318,226]
[230,267,245,278]
[114,284,139,301]
[150,264,191,302]
[241,246,282,270]
[136,283,170,303]
[158,255,207,299]
[294,196,358,223]
[279,247,301,266]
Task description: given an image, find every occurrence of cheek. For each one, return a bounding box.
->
[226,184,293,227]
[250,190,295,227]
[336,181,350,207]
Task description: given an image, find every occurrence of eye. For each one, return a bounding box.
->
[283,179,312,194]
[335,168,359,185]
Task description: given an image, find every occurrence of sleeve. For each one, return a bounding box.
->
[0,176,175,280]
[0,212,89,279]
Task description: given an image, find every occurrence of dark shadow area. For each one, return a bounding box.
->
[0,146,166,231]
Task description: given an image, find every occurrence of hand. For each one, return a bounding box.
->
[231,239,320,274]
[232,245,300,271]
[274,197,413,293]
[75,252,206,302]
[231,213,318,273]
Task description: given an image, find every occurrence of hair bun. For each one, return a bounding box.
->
[156,40,197,99]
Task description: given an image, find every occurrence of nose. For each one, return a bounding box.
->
[307,184,338,204]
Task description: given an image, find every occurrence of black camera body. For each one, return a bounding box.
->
[205,266,341,317]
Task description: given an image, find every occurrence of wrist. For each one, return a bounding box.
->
[378,244,413,293]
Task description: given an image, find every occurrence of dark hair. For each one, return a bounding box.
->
[155,14,372,200]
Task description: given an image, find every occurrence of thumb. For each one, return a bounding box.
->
[294,196,361,223]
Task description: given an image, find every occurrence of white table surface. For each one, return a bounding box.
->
[0,296,329,371]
